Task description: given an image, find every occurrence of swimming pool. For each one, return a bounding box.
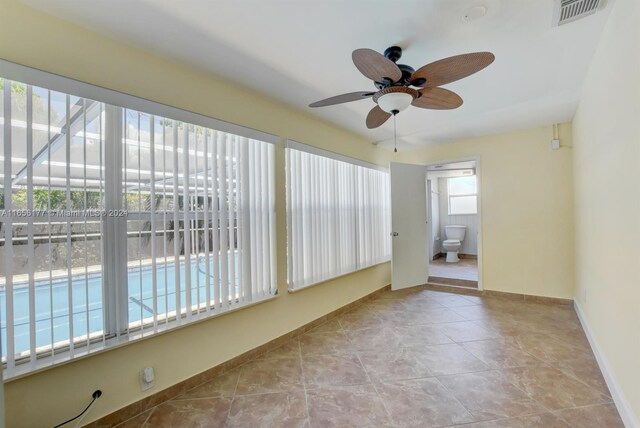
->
[0,255,238,358]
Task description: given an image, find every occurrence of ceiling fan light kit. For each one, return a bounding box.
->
[309,45,495,150]
[374,87,417,114]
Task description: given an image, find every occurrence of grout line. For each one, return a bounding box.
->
[223,363,243,427]
[431,376,481,424]
[113,407,155,428]
[140,408,153,426]
[438,413,551,428]
[353,351,396,425]
[298,339,312,427]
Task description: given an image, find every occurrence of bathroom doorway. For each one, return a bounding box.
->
[425,158,482,289]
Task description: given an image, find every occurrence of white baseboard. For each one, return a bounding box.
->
[574,299,639,428]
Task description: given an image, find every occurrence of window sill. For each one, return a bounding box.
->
[3,293,278,382]
[287,260,390,294]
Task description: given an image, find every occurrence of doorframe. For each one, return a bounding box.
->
[426,177,434,262]
[422,155,483,291]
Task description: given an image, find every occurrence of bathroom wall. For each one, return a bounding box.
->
[438,177,479,256]
[427,179,440,258]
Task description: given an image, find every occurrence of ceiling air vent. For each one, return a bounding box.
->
[555,0,603,26]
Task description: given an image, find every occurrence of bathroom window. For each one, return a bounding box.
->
[448,176,477,215]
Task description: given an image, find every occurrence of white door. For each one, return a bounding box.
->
[390,162,429,290]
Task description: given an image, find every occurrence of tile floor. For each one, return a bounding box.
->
[116,288,623,428]
[429,257,478,283]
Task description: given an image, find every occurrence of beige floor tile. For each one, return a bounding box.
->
[358,347,433,381]
[336,308,383,330]
[433,295,480,308]
[546,329,591,353]
[381,307,467,325]
[459,295,486,305]
[555,403,624,428]
[114,409,154,428]
[227,391,308,428]
[450,412,571,427]
[400,295,445,312]
[302,354,369,387]
[472,316,535,336]
[306,384,393,428]
[375,377,478,427]
[376,288,423,300]
[507,333,591,363]
[500,364,611,410]
[553,351,610,396]
[394,324,454,348]
[461,339,542,368]
[437,321,500,342]
[299,330,354,356]
[438,370,546,420]
[235,356,303,395]
[306,318,343,333]
[414,343,489,376]
[143,398,231,428]
[176,368,240,400]
[345,326,402,351]
[257,340,301,360]
[451,304,500,320]
[364,298,413,312]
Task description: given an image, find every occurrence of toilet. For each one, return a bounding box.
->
[442,225,467,263]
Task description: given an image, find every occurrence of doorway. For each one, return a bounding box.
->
[425,159,482,289]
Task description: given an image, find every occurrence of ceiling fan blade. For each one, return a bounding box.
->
[366,105,391,129]
[411,52,495,88]
[352,48,402,83]
[412,87,463,110]
[309,91,375,108]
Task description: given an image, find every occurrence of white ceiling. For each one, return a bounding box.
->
[21,0,613,150]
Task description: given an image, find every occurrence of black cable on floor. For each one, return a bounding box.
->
[53,390,102,428]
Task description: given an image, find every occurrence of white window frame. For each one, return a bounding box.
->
[447,175,478,215]
[0,60,278,378]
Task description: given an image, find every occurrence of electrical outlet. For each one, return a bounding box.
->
[140,367,155,391]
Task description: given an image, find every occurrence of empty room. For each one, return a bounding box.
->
[0,0,638,427]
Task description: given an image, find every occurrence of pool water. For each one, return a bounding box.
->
[0,254,239,358]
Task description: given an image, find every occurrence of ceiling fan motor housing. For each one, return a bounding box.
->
[381,46,420,87]
[384,46,403,62]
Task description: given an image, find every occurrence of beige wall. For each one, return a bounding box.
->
[572,0,640,423]
[395,124,575,299]
[0,3,392,427]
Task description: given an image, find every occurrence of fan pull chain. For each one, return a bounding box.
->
[393,113,398,153]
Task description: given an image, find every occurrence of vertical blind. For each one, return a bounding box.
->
[286,143,391,290]
[0,75,276,376]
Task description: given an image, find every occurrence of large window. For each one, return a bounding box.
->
[0,70,276,376]
[448,176,478,215]
[286,142,390,290]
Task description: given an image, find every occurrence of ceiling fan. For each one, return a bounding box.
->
[309,46,495,129]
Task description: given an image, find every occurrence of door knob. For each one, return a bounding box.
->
[391,232,399,237]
